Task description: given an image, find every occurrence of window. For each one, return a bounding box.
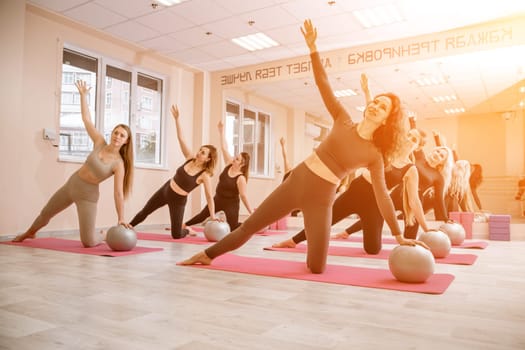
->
[62,72,74,85]
[105,93,112,108]
[135,73,163,164]
[60,48,98,158]
[103,65,130,143]
[59,47,165,167]
[225,100,272,177]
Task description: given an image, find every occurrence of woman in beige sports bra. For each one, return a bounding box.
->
[13,80,134,247]
[179,19,425,274]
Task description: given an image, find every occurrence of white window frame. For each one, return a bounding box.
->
[225,98,273,179]
[58,44,168,170]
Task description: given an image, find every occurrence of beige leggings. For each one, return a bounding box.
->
[28,172,100,247]
[205,163,337,273]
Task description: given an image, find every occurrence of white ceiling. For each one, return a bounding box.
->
[28,0,525,122]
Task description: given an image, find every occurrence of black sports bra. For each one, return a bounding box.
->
[173,159,205,193]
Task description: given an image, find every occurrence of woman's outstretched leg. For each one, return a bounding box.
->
[13,182,73,242]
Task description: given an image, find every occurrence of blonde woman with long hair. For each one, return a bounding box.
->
[13,80,134,247]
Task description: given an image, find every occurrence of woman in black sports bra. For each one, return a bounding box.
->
[184,120,253,232]
[129,105,218,239]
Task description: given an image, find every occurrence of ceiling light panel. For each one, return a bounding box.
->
[444,107,465,114]
[334,89,357,98]
[415,76,447,87]
[352,4,404,29]
[232,33,279,51]
[156,0,188,6]
[432,95,457,103]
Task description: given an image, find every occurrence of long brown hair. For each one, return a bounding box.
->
[240,152,251,181]
[201,144,218,176]
[371,93,405,168]
[114,124,134,198]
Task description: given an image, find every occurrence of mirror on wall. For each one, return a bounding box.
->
[233,44,525,219]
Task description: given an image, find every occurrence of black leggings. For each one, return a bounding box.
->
[130,180,188,239]
[344,184,420,239]
[185,196,241,230]
[345,186,440,240]
[399,189,440,239]
[290,175,384,254]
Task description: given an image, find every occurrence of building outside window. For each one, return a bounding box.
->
[59,47,165,167]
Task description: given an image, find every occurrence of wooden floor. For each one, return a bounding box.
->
[1,223,524,350]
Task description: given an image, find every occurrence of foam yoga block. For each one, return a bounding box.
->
[460,212,474,239]
[488,214,511,241]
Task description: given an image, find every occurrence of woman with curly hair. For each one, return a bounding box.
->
[179,19,422,273]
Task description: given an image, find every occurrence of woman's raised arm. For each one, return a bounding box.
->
[171,104,192,159]
[75,80,104,146]
[218,120,233,165]
[301,19,344,121]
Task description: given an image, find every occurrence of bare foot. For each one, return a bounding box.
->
[187,227,198,237]
[271,238,296,248]
[12,232,36,242]
[331,231,349,239]
[100,229,107,241]
[177,251,212,265]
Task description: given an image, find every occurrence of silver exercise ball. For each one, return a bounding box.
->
[418,230,451,258]
[106,225,137,251]
[204,221,230,242]
[439,222,466,246]
[204,210,227,224]
[388,245,435,283]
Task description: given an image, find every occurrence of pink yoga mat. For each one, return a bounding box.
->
[265,244,477,265]
[183,253,455,294]
[330,236,488,249]
[254,229,289,236]
[185,226,286,236]
[1,237,163,257]
[137,232,211,245]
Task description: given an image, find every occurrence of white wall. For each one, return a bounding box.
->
[0,5,199,237]
[2,4,524,239]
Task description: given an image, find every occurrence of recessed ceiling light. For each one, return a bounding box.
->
[415,76,447,87]
[352,4,404,29]
[156,0,187,7]
[432,95,457,103]
[232,33,279,51]
[406,110,417,118]
[334,89,357,98]
[444,107,465,114]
